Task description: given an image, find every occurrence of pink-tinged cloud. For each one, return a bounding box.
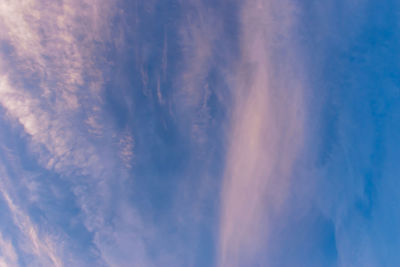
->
[0,1,144,266]
[0,168,62,267]
[218,1,305,266]
[0,232,19,267]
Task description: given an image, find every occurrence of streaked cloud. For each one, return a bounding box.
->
[0,232,18,267]
[175,0,221,147]
[0,162,62,267]
[218,1,305,266]
[218,1,400,266]
[0,0,142,266]
[0,0,398,266]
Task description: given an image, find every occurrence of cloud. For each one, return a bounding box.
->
[3,0,397,266]
[174,0,222,147]
[0,0,114,175]
[0,163,62,267]
[0,0,144,266]
[218,0,400,266]
[0,232,18,267]
[218,1,305,266]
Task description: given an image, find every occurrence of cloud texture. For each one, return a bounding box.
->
[218,1,306,266]
[0,0,399,266]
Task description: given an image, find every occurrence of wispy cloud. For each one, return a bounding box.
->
[218,1,305,266]
[0,232,18,267]
[2,0,396,266]
[0,162,62,267]
[218,1,400,266]
[175,0,221,147]
[0,0,115,174]
[0,0,143,266]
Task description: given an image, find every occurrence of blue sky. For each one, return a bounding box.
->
[0,0,399,266]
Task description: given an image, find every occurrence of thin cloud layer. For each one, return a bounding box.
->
[218,1,305,266]
[0,0,399,266]
[0,232,18,267]
[0,0,143,265]
[219,0,400,266]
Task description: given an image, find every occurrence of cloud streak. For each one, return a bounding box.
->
[0,1,146,266]
[219,1,400,266]
[0,232,18,267]
[0,161,62,267]
[1,0,397,266]
[218,1,305,266]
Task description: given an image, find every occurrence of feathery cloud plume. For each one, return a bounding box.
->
[0,1,143,265]
[218,1,305,266]
[0,232,18,267]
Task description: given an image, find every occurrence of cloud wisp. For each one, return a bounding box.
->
[218,1,305,266]
[0,231,18,267]
[1,0,398,266]
[0,1,146,266]
[219,0,400,266]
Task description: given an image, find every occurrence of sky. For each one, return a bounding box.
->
[0,0,399,266]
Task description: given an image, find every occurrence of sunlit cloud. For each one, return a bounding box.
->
[218,1,305,266]
[0,0,141,265]
[0,0,398,266]
[0,232,18,267]
[0,164,62,267]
